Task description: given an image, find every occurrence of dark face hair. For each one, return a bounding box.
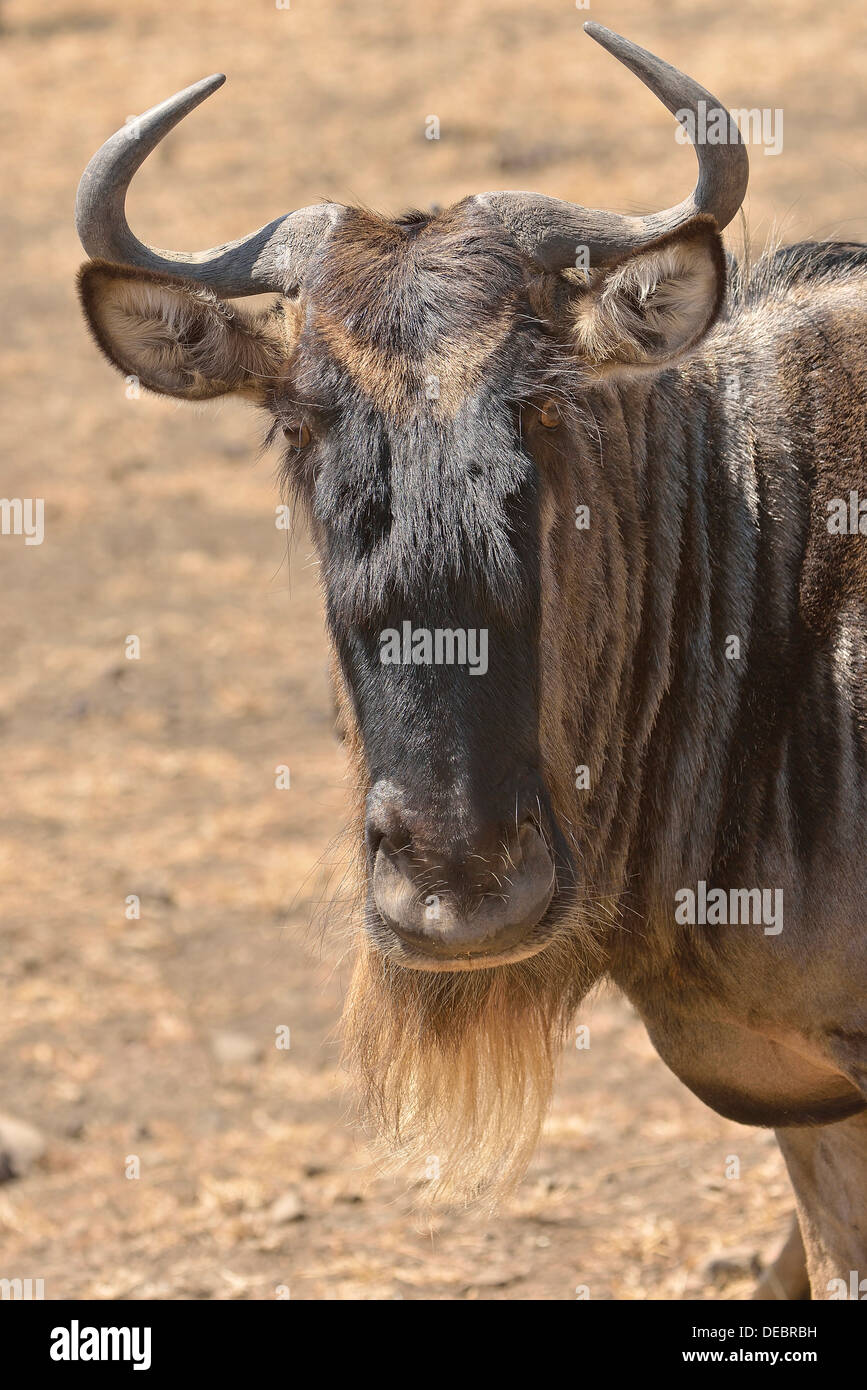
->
[271,205,576,904]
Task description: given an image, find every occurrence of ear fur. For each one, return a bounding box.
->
[570,216,727,377]
[77,261,289,400]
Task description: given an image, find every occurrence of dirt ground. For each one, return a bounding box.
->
[1,0,865,1300]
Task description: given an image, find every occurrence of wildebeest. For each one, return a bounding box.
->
[75,23,867,1299]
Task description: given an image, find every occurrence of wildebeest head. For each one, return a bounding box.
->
[76,24,746,1198]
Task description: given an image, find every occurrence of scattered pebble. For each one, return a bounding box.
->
[268,1190,306,1224]
[0,1112,46,1182]
[702,1247,762,1284]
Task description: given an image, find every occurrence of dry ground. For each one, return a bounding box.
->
[1,0,865,1299]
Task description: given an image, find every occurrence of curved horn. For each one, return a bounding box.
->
[75,74,339,297]
[474,22,749,271]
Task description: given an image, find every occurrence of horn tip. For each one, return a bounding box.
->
[583,21,622,47]
[171,73,226,108]
[181,73,225,103]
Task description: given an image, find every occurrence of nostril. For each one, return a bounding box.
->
[365,822,410,868]
[364,783,420,864]
[512,815,541,868]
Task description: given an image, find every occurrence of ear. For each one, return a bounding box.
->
[77,261,289,401]
[570,217,726,377]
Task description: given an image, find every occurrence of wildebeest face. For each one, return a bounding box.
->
[274,205,578,971]
[79,206,726,977]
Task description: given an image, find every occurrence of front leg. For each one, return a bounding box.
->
[776,1111,867,1298]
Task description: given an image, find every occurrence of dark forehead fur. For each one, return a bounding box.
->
[276,203,574,626]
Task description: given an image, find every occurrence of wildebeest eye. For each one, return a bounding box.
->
[539,400,560,428]
[283,422,311,448]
